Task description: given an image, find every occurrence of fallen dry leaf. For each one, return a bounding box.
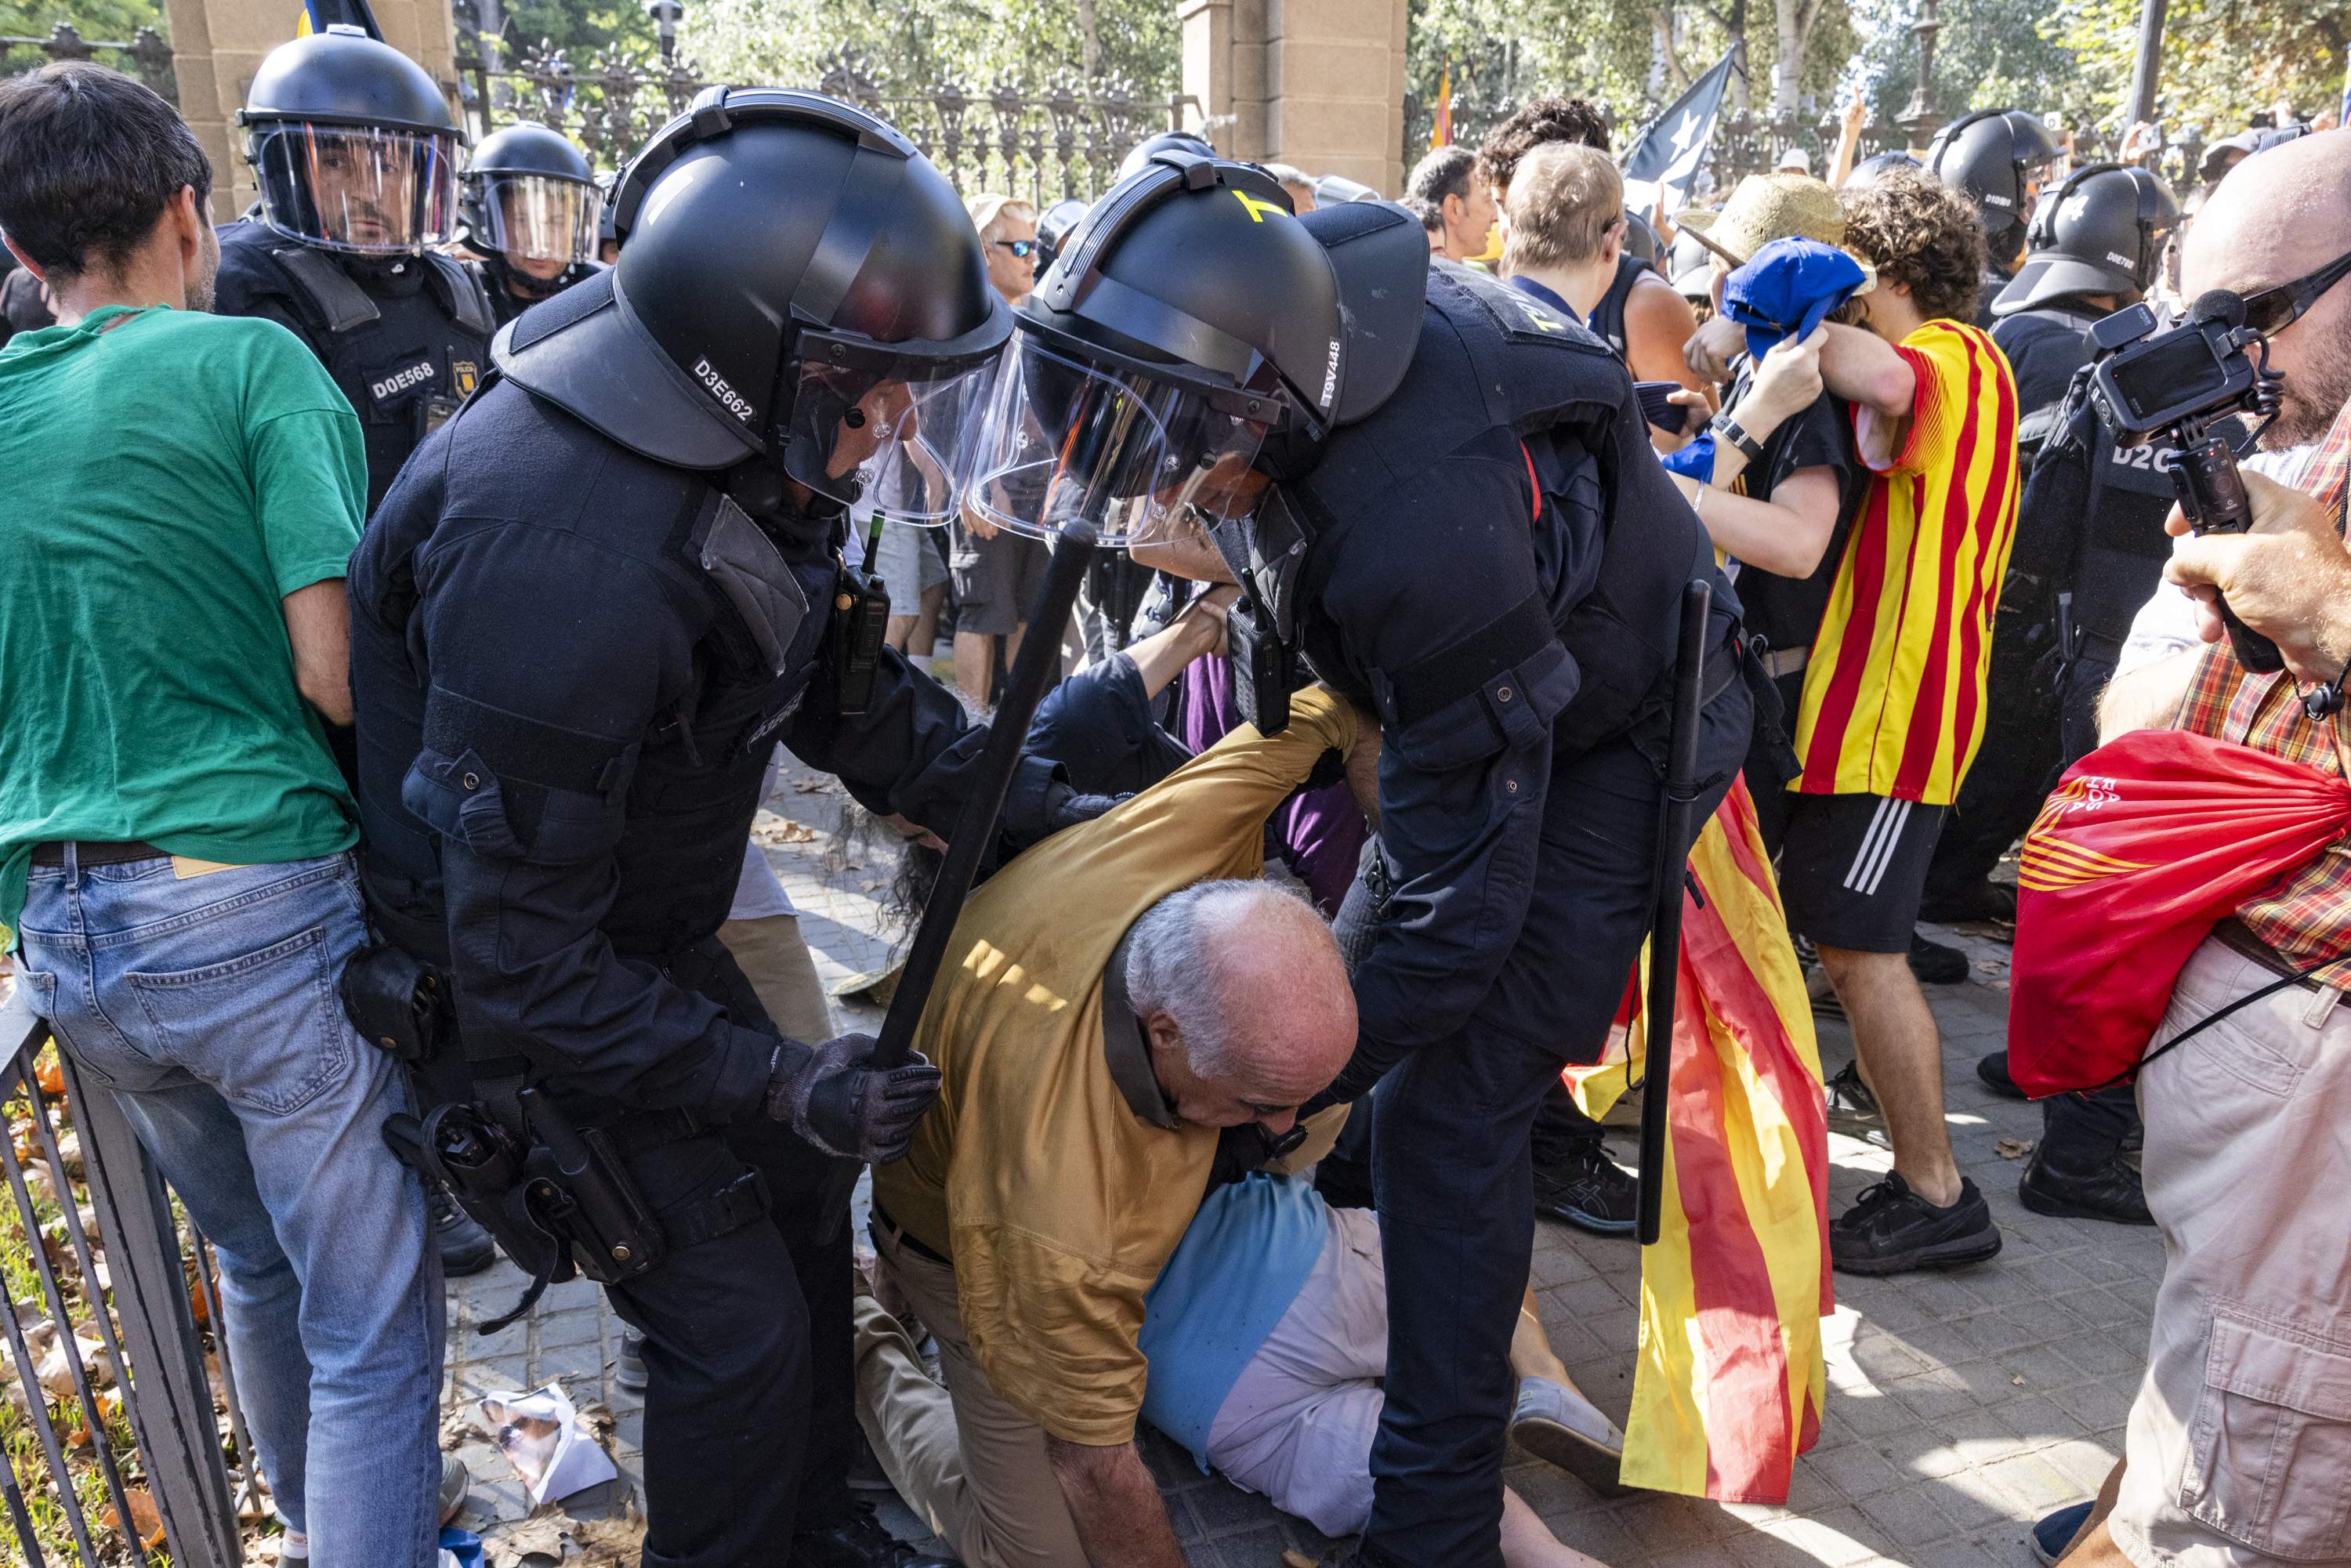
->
[571,1510,647,1566]
[105,1485,164,1552]
[483,1511,571,1566]
[748,813,819,847]
[2012,1374,2028,1386]
[1994,1138,2036,1160]
[576,1400,616,1448]
[1282,1552,1318,1568]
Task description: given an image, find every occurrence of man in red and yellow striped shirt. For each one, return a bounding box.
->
[1771,172,2020,1276]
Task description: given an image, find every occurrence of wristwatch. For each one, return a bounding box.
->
[1711,411,1766,464]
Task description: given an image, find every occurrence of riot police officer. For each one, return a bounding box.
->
[958,153,1755,1568]
[346,88,1077,1568]
[211,24,502,1277]
[1926,108,2060,324]
[214,27,494,517]
[1922,162,2181,932]
[1952,164,2182,1228]
[455,119,603,326]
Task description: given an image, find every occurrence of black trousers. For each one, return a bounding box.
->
[596,945,860,1568]
[1922,595,2063,911]
[1346,679,1749,1568]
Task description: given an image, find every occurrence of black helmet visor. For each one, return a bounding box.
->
[957,334,1269,549]
[255,122,459,255]
[472,171,598,266]
[783,320,1007,520]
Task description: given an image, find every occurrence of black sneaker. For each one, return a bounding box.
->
[1824,1063,1890,1148]
[1919,881,2018,926]
[792,1499,958,1568]
[1908,931,1971,985]
[1532,1146,1638,1234]
[1975,1049,2027,1100]
[432,1190,496,1277]
[1830,1173,2002,1276]
[2019,1147,2153,1226]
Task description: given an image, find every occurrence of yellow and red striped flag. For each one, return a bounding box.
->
[1564,775,1832,1503]
[1430,64,1453,150]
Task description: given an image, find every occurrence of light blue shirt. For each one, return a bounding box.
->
[1136,1172,1331,1468]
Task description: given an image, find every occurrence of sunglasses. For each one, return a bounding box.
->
[994,238,1038,259]
[2241,245,2351,337]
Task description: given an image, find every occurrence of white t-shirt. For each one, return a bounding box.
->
[728,838,796,922]
[2117,441,2322,676]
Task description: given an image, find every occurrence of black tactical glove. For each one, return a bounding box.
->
[1045,780,1125,835]
[759,1034,941,1164]
[1206,1119,1310,1189]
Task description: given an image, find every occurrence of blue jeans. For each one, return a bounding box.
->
[13,849,443,1566]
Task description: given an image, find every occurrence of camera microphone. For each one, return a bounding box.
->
[2189,289,2247,328]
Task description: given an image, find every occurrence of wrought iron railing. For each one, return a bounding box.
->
[0,23,175,104]
[0,987,246,1567]
[454,30,1186,201]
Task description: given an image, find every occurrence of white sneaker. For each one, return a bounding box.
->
[1509,1375,1628,1496]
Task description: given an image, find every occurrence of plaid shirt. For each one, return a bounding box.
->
[2171,400,2351,967]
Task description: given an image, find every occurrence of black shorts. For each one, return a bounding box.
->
[949,525,1050,636]
[1764,791,1947,954]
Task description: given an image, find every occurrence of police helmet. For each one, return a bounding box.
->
[462,121,598,271]
[1666,220,1715,302]
[1925,110,2059,259]
[240,26,464,256]
[1621,208,1661,270]
[1844,150,1923,190]
[957,150,1427,548]
[1034,197,1089,277]
[494,86,1008,518]
[1992,161,2179,315]
[1118,129,1215,180]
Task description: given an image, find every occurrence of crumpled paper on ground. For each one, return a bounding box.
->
[480,1383,618,1506]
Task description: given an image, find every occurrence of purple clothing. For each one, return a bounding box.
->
[1176,653,1368,915]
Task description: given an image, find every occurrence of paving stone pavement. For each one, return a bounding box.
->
[441,755,2161,1568]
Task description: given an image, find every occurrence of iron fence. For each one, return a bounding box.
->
[0,23,175,103]
[0,986,247,1567]
[455,26,1186,202]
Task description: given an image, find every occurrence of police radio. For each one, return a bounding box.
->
[833,517,894,715]
[1226,586,1295,735]
[2088,291,2287,673]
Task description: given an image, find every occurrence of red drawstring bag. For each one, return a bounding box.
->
[2009,727,2351,1098]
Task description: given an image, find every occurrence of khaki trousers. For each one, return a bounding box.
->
[718,914,834,1044]
[2112,936,2351,1568]
[854,1221,1089,1568]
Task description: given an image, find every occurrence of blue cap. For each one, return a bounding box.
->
[1722,237,1874,361]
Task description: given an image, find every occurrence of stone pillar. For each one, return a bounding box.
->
[1182,0,1410,196]
[168,0,463,221]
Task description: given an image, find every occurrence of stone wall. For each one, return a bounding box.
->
[166,0,462,221]
[1179,0,1409,197]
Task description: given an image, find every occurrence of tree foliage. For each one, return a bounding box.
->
[685,0,1178,93]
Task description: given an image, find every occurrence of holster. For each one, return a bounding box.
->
[344,936,748,1335]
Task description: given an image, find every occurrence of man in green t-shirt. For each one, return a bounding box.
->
[0,63,459,1565]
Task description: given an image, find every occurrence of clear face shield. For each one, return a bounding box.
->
[956,335,1271,549]
[473,172,598,274]
[253,121,460,255]
[783,331,1002,522]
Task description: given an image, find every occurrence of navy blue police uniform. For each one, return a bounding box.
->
[347,357,1054,1567]
[1274,262,1756,1567]
[213,217,494,515]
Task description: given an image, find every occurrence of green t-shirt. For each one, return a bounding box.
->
[0,305,369,947]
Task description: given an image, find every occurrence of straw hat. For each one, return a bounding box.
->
[1679,172,1852,268]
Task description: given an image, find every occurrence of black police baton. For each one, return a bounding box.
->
[817,520,1097,1243]
[869,519,1100,1072]
[1636,580,1713,1248]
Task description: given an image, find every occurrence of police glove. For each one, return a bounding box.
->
[1206,1120,1310,1189]
[1047,781,1125,832]
[759,1034,941,1164]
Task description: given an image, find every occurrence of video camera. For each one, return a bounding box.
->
[2088,290,2288,672]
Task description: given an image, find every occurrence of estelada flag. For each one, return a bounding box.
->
[2008,727,2351,1096]
[1566,775,1831,1502]
[1430,64,1452,150]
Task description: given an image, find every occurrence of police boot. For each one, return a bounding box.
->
[431,1188,497,1276]
[2017,1085,2150,1226]
[790,1499,959,1568]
